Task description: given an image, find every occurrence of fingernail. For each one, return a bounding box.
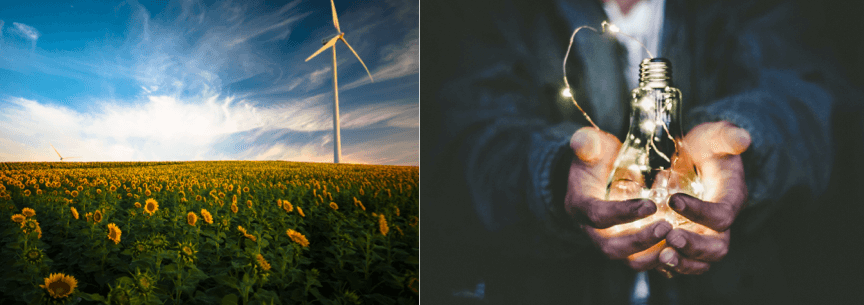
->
[653,222,672,238]
[661,250,678,267]
[638,200,656,217]
[732,127,752,148]
[670,234,686,248]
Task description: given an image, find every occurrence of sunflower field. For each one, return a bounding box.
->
[0,161,418,304]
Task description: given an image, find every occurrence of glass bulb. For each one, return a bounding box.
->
[604,58,704,233]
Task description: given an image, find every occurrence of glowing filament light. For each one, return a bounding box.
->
[561,88,573,97]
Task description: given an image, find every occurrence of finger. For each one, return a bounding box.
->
[669,193,737,232]
[659,247,711,275]
[573,198,656,229]
[591,221,671,260]
[684,122,751,161]
[625,240,667,272]
[570,127,620,164]
[665,228,729,262]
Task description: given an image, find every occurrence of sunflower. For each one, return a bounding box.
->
[329,202,338,210]
[85,212,92,223]
[24,189,31,197]
[277,199,282,206]
[237,226,247,235]
[132,268,156,296]
[256,254,271,271]
[40,273,77,299]
[244,233,257,242]
[243,187,249,193]
[187,212,197,226]
[93,210,103,223]
[395,226,404,236]
[195,195,202,201]
[11,214,25,223]
[230,202,238,214]
[70,207,79,220]
[149,233,168,250]
[246,200,253,209]
[297,206,305,217]
[131,240,149,256]
[96,189,102,195]
[396,207,400,217]
[358,202,366,211]
[282,201,293,213]
[133,202,141,208]
[232,194,237,204]
[144,199,158,216]
[110,185,117,192]
[201,209,213,224]
[107,223,122,244]
[177,241,198,263]
[77,186,83,192]
[24,247,44,264]
[286,229,310,247]
[379,214,389,236]
[22,207,35,217]
[71,190,78,198]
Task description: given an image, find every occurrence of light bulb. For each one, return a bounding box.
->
[604,58,706,233]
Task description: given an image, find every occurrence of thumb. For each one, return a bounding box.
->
[718,125,751,156]
[571,127,620,164]
[685,122,751,161]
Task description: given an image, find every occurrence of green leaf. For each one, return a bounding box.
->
[80,292,107,302]
[221,293,239,305]
[213,275,239,290]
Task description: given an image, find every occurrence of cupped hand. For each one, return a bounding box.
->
[658,121,751,275]
[566,127,672,271]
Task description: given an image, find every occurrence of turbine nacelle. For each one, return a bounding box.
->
[322,33,344,45]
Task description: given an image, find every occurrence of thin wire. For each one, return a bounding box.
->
[562,21,655,130]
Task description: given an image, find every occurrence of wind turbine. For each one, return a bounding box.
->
[305,0,374,163]
[50,144,80,161]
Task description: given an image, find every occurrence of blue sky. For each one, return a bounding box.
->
[0,0,418,165]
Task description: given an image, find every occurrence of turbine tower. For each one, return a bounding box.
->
[305,0,374,163]
[50,144,80,161]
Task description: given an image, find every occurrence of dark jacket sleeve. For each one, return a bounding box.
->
[679,1,836,233]
[430,0,590,243]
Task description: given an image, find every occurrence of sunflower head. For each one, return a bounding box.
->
[133,268,156,296]
[201,209,213,224]
[76,186,83,192]
[297,206,305,217]
[70,207,79,220]
[110,185,117,192]
[40,273,77,299]
[286,229,310,247]
[134,202,141,208]
[93,210,104,223]
[71,190,79,198]
[256,253,272,271]
[149,233,168,250]
[378,214,389,236]
[195,195,202,201]
[131,240,149,256]
[107,223,122,244]
[283,201,293,213]
[232,195,237,204]
[230,203,238,214]
[144,199,158,216]
[329,202,338,210]
[237,225,247,235]
[24,247,44,264]
[22,207,35,217]
[243,187,249,193]
[186,212,197,226]
[177,241,197,263]
[11,214,25,223]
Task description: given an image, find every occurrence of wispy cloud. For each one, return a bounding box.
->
[342,28,418,90]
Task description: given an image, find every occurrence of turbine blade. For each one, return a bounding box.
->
[330,0,340,33]
[50,144,62,158]
[306,35,341,62]
[340,37,374,82]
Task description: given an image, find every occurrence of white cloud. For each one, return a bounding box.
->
[342,29,418,90]
[12,22,39,41]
